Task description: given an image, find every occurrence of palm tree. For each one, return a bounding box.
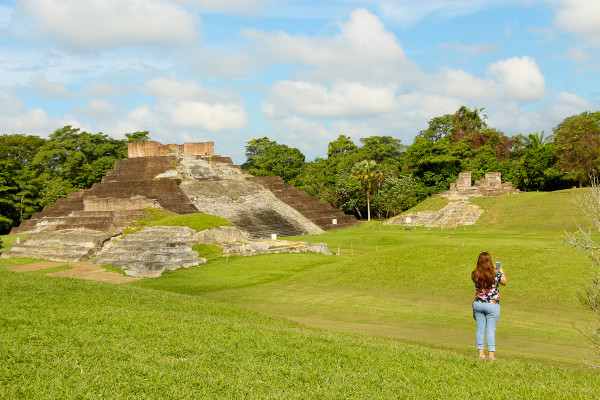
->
[523,131,553,150]
[350,160,383,221]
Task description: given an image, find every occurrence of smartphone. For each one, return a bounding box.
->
[496,261,501,270]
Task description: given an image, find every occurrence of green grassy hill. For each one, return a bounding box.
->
[2,189,600,398]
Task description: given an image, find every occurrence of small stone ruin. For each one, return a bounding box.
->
[385,200,484,228]
[434,171,519,200]
[2,140,353,277]
[385,171,519,228]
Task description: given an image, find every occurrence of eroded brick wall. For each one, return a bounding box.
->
[128,141,215,158]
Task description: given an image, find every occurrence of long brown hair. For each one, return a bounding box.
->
[472,252,495,290]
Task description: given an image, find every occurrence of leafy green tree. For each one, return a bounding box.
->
[0,160,19,232]
[350,160,383,221]
[125,131,150,143]
[373,174,428,218]
[404,137,461,194]
[522,131,553,150]
[242,137,306,183]
[554,111,600,187]
[517,145,561,191]
[0,134,47,231]
[296,136,360,208]
[358,136,404,164]
[451,106,488,142]
[332,170,365,219]
[32,126,127,189]
[0,127,140,232]
[417,114,454,143]
[327,135,358,158]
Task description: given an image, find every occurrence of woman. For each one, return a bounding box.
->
[472,251,507,360]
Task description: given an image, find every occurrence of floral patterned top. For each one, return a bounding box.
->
[474,271,503,303]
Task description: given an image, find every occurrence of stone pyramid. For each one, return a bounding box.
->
[5,140,357,262]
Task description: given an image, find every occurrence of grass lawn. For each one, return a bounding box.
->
[134,189,599,369]
[2,188,600,398]
[1,267,599,399]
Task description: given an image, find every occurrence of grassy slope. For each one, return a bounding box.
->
[1,269,598,399]
[135,189,598,369]
[2,189,600,397]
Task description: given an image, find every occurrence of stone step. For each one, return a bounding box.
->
[91,226,204,277]
[5,244,94,258]
[1,229,116,262]
[94,250,199,264]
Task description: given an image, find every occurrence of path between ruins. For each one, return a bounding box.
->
[6,261,142,284]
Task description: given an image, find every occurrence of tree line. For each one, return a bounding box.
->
[0,126,149,233]
[242,107,600,220]
[1,107,599,233]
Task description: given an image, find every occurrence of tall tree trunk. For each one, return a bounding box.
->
[367,191,371,221]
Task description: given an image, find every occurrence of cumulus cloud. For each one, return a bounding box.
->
[432,67,494,100]
[31,76,73,98]
[144,76,223,101]
[176,0,271,13]
[0,90,54,133]
[267,80,398,119]
[554,0,600,48]
[158,101,248,131]
[143,76,249,130]
[245,8,419,84]
[73,99,124,121]
[555,91,596,109]
[487,56,546,101]
[17,0,198,50]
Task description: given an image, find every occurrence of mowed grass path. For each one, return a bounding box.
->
[135,189,598,369]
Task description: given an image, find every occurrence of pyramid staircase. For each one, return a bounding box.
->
[9,153,357,237]
[10,156,197,234]
[248,176,358,231]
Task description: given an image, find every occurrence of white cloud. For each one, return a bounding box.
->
[555,91,595,109]
[176,0,271,13]
[17,0,198,50]
[433,67,494,100]
[0,90,54,133]
[554,0,600,48]
[158,101,248,131]
[144,76,221,101]
[245,8,419,84]
[487,56,546,101]
[267,80,398,119]
[142,76,249,130]
[108,105,160,139]
[268,114,338,158]
[74,99,124,120]
[31,76,73,98]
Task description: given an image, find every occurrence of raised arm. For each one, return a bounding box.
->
[498,267,507,285]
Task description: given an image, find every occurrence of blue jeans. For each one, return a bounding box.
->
[473,302,500,352]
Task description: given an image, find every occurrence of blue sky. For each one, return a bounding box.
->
[1,0,599,163]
